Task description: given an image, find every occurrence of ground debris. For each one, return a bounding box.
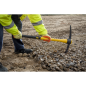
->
[1,15,86,72]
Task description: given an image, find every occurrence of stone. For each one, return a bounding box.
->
[32,51,38,57]
[22,53,27,57]
[66,62,75,68]
[69,62,75,66]
[0,54,2,59]
[56,58,59,62]
[47,66,51,71]
[18,53,22,57]
[42,64,47,69]
[55,66,61,71]
[51,67,56,71]
[64,68,74,72]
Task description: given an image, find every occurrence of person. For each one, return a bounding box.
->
[0,14,51,71]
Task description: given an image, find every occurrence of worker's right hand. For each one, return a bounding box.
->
[42,34,51,42]
[13,31,22,39]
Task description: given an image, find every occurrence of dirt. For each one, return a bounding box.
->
[0,14,86,72]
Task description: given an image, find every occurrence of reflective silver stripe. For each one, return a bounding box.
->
[4,21,14,29]
[32,20,42,26]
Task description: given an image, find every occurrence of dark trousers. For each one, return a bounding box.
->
[0,24,3,52]
[0,20,24,52]
[12,15,24,51]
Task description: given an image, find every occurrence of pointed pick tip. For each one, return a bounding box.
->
[70,25,71,28]
[69,25,71,39]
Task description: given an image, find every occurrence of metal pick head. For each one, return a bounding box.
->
[69,25,71,39]
[65,25,72,53]
[65,44,70,53]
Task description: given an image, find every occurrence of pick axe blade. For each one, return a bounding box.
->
[65,25,72,53]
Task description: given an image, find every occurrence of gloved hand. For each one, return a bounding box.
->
[42,34,51,42]
[13,31,22,39]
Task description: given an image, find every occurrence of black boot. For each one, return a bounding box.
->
[15,48,33,54]
[0,62,8,72]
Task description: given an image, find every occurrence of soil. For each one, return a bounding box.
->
[0,14,86,72]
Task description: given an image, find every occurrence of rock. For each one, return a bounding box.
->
[34,57,39,62]
[47,55,51,58]
[47,63,51,67]
[42,41,47,43]
[41,61,45,65]
[44,56,48,61]
[10,66,14,70]
[38,59,43,64]
[69,62,75,66]
[57,62,63,69]
[60,53,65,57]
[53,50,57,53]
[22,53,27,57]
[66,64,70,68]
[80,67,85,71]
[35,64,39,67]
[49,52,53,57]
[34,55,44,64]
[59,59,65,63]
[51,67,56,71]
[44,60,48,65]
[53,54,57,57]
[47,59,52,63]
[55,66,61,71]
[32,51,38,58]
[80,60,84,64]
[66,62,75,68]
[36,70,39,72]
[73,68,78,71]
[47,66,51,71]
[23,67,26,69]
[50,64,57,71]
[64,68,74,72]
[56,58,59,62]
[18,53,22,57]
[50,60,54,63]
[3,51,12,56]
[0,54,2,59]
[1,55,7,60]
[71,48,76,52]
[42,64,47,69]
[33,47,37,50]
[38,55,44,59]
[74,43,77,45]
[76,40,79,41]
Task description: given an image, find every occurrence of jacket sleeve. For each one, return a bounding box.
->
[0,14,19,35]
[27,14,47,35]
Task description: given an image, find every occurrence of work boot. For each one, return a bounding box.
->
[15,48,33,54]
[0,62,8,72]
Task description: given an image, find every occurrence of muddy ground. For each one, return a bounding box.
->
[0,14,86,72]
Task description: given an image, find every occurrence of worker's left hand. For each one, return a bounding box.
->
[13,31,22,39]
[42,34,51,42]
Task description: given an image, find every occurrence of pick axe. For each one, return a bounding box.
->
[22,25,72,53]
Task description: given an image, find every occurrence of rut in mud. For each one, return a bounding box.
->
[0,15,86,72]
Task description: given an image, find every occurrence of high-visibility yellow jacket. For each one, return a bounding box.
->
[0,14,47,35]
